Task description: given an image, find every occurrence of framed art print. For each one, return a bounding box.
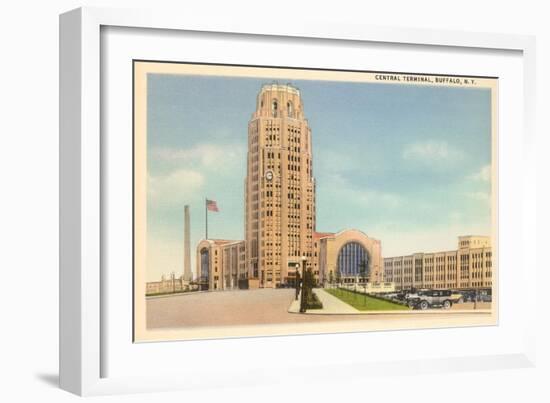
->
[60,7,537,396]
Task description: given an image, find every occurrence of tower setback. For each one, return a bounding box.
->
[245,84,316,288]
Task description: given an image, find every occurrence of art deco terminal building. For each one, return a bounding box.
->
[190,84,493,293]
[244,84,316,288]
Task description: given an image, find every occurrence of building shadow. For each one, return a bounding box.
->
[35,373,59,388]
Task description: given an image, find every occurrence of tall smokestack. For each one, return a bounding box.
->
[183,205,192,281]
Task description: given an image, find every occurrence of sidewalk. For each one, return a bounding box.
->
[288,288,492,315]
[288,288,359,314]
[314,288,360,313]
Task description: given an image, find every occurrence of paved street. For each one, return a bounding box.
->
[148,288,339,328]
[147,288,491,329]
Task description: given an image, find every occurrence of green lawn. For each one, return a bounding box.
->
[325,288,410,311]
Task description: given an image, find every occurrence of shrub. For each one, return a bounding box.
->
[306,291,323,309]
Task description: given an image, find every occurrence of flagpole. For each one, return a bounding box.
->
[205,197,208,240]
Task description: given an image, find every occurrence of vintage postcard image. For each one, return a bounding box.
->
[133,62,497,342]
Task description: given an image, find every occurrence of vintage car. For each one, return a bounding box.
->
[406,289,453,310]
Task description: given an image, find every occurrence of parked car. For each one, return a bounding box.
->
[450,291,463,303]
[459,290,477,302]
[404,292,421,308]
[477,289,492,302]
[407,290,453,310]
[394,292,407,301]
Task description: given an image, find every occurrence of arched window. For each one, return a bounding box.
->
[287,101,294,118]
[337,242,369,277]
[272,100,278,117]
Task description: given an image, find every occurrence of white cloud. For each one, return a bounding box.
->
[151,143,245,172]
[402,140,463,163]
[317,149,361,172]
[462,165,492,207]
[147,142,245,209]
[465,191,491,205]
[468,164,491,182]
[351,188,401,208]
[322,173,402,209]
[148,169,204,207]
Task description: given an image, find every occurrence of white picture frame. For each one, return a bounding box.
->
[59,6,537,396]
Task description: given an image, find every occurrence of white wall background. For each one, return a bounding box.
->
[0,1,548,402]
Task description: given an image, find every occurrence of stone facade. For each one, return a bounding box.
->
[316,229,383,286]
[384,235,492,291]
[196,239,246,290]
[244,84,316,288]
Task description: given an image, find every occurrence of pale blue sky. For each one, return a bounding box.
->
[146,72,492,281]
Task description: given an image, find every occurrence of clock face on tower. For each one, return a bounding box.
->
[265,170,274,181]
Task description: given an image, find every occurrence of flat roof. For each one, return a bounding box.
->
[260,83,300,95]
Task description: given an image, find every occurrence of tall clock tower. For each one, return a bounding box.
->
[244,84,316,288]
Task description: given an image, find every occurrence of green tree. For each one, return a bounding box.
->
[300,267,314,313]
[328,270,334,288]
[335,270,341,289]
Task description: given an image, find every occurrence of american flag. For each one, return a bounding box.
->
[206,199,219,212]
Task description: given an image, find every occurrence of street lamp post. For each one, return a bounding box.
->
[299,256,308,313]
[295,263,301,301]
